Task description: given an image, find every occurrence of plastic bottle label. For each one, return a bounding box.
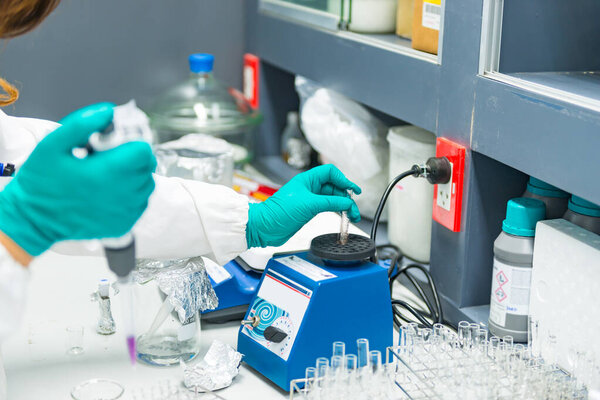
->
[489,259,532,327]
[422,0,442,31]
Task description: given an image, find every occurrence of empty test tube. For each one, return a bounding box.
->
[421,328,432,342]
[316,357,329,373]
[333,341,345,358]
[345,354,357,371]
[503,335,514,349]
[331,355,343,373]
[469,323,480,346]
[305,367,316,391]
[369,351,382,372]
[458,321,470,347]
[357,338,369,368]
[489,336,500,359]
[477,328,488,343]
[433,323,444,338]
[316,356,329,386]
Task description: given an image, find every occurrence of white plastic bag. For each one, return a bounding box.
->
[295,76,389,219]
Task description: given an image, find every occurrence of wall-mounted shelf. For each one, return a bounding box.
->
[508,71,600,107]
[249,9,441,133]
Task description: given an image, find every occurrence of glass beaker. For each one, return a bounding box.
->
[134,261,205,367]
[66,325,85,356]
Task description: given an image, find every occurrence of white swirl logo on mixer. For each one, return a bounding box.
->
[245,297,289,341]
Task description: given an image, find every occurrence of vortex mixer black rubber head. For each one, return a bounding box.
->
[310,233,376,262]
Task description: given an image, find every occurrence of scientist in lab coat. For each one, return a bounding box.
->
[0,0,361,396]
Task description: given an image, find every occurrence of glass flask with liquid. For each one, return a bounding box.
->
[134,258,214,366]
[148,53,262,166]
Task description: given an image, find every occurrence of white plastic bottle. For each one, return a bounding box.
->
[348,0,398,33]
[387,126,436,262]
[489,197,545,343]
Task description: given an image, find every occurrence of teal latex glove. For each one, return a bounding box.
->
[0,103,156,256]
[246,164,361,248]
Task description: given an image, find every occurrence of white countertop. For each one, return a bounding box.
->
[2,252,288,400]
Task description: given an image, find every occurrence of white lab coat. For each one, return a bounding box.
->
[0,110,250,397]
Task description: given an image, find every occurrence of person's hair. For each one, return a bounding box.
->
[0,0,61,106]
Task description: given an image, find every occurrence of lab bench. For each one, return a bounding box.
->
[2,250,411,399]
[1,252,288,400]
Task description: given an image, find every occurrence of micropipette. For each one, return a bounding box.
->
[89,125,140,365]
[102,232,137,365]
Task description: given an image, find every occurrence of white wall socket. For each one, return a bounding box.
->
[436,161,453,211]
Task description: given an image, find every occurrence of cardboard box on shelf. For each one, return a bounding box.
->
[412,0,441,55]
[396,0,414,39]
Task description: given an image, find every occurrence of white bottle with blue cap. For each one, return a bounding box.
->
[488,197,545,342]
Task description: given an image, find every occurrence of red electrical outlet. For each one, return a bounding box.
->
[243,53,260,109]
[432,137,466,232]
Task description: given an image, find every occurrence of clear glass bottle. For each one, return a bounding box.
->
[148,53,262,166]
[281,111,312,170]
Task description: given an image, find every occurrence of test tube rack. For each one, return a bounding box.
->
[290,322,590,400]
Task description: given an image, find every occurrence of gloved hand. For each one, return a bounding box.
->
[246,164,361,248]
[0,103,156,256]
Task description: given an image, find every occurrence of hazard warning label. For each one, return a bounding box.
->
[489,259,532,327]
[496,271,508,287]
[494,287,507,302]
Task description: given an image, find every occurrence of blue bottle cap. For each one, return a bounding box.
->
[568,196,600,218]
[502,197,546,237]
[188,53,214,73]
[527,177,569,199]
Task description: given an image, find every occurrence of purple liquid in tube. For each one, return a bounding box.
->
[126,335,137,365]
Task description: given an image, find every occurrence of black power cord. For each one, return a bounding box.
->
[370,166,421,247]
[368,157,451,331]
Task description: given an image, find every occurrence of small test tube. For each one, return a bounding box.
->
[369,350,382,372]
[331,355,343,372]
[421,328,433,343]
[338,212,350,245]
[316,357,329,374]
[489,336,500,359]
[433,323,444,338]
[502,335,514,350]
[316,356,329,390]
[333,341,345,358]
[338,191,354,245]
[369,350,385,398]
[305,367,316,391]
[357,338,370,368]
[344,354,358,389]
[469,323,480,348]
[345,354,358,371]
[317,364,330,394]
[458,321,471,348]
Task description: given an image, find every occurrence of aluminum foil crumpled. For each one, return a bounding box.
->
[135,257,218,323]
[182,340,243,391]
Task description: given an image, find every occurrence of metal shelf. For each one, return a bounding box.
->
[249,11,441,132]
